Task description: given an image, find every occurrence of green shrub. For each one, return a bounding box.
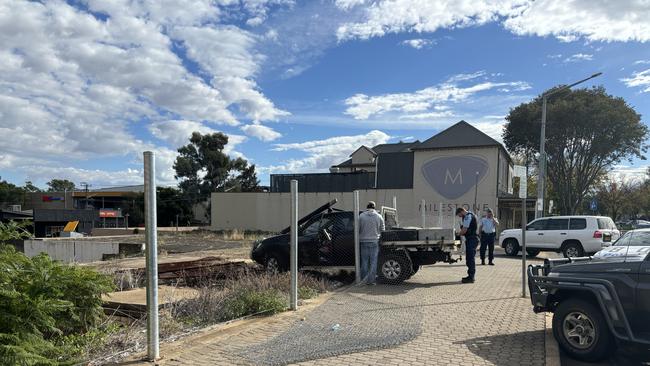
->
[0,245,115,365]
[221,288,287,320]
[298,286,318,300]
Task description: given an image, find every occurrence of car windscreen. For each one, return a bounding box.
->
[628,231,650,246]
[594,231,650,260]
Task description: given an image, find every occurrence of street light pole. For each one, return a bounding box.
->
[535,72,602,219]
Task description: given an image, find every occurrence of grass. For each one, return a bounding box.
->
[86,270,332,365]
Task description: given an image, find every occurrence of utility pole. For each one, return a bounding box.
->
[143,151,159,361]
[474,171,479,212]
[80,182,90,209]
[536,72,602,219]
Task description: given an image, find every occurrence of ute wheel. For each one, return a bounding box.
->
[526,249,541,257]
[378,251,412,285]
[407,264,420,279]
[553,299,615,362]
[562,241,584,258]
[265,254,287,274]
[504,239,520,256]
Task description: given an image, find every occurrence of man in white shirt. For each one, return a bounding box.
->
[358,201,385,284]
[479,208,499,266]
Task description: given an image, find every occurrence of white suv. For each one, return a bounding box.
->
[499,216,620,258]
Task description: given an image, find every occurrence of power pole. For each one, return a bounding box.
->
[80,182,90,209]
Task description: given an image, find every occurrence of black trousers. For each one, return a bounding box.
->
[480,232,496,262]
[465,236,478,278]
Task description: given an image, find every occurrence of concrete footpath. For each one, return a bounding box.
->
[125,254,548,366]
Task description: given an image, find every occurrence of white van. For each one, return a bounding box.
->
[499,216,620,258]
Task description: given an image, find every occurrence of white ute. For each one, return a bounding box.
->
[499,216,620,258]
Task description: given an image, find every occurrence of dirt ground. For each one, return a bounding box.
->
[86,230,262,272]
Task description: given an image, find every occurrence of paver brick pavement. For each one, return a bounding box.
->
[141,255,546,366]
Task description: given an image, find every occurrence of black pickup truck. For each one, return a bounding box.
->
[251,199,459,284]
[527,229,650,361]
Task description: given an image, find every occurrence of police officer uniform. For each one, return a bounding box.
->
[460,210,479,283]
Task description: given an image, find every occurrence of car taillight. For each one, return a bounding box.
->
[593,230,603,239]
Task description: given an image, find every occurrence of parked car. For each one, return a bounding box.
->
[632,220,650,229]
[527,229,650,361]
[499,216,620,258]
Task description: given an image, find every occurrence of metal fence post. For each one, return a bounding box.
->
[290,180,298,310]
[353,191,361,284]
[143,151,159,361]
[521,198,527,298]
[421,199,426,228]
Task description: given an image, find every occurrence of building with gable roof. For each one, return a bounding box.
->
[213,121,535,232]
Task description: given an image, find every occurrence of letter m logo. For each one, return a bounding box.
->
[444,169,463,185]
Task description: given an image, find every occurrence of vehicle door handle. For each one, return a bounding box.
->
[560,233,567,235]
[537,233,544,235]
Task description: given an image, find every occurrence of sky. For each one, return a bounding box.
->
[1,0,650,189]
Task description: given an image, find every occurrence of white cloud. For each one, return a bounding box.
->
[148,120,246,156]
[337,0,650,43]
[266,130,390,173]
[398,111,455,120]
[0,0,289,187]
[609,164,650,183]
[343,73,531,119]
[446,71,486,82]
[335,0,369,10]
[634,60,650,65]
[337,0,525,40]
[400,38,433,49]
[621,69,650,92]
[241,124,283,142]
[564,53,593,62]
[473,121,506,142]
[503,0,650,43]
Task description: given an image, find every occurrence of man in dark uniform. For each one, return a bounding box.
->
[456,207,478,283]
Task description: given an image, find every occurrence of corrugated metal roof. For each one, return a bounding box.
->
[91,184,144,193]
[411,120,501,150]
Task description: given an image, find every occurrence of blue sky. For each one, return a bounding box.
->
[1,0,649,189]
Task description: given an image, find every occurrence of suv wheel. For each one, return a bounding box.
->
[378,251,412,284]
[553,298,614,362]
[504,239,520,256]
[265,254,287,274]
[562,241,584,258]
[526,249,541,257]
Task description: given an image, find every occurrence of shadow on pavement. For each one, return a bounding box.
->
[454,330,545,366]
[345,281,465,295]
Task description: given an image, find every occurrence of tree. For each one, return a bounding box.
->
[157,187,194,226]
[596,177,631,221]
[504,86,648,215]
[173,132,262,204]
[46,179,76,192]
[0,180,24,207]
[23,181,41,193]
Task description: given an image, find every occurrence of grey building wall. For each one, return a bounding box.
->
[212,145,513,232]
